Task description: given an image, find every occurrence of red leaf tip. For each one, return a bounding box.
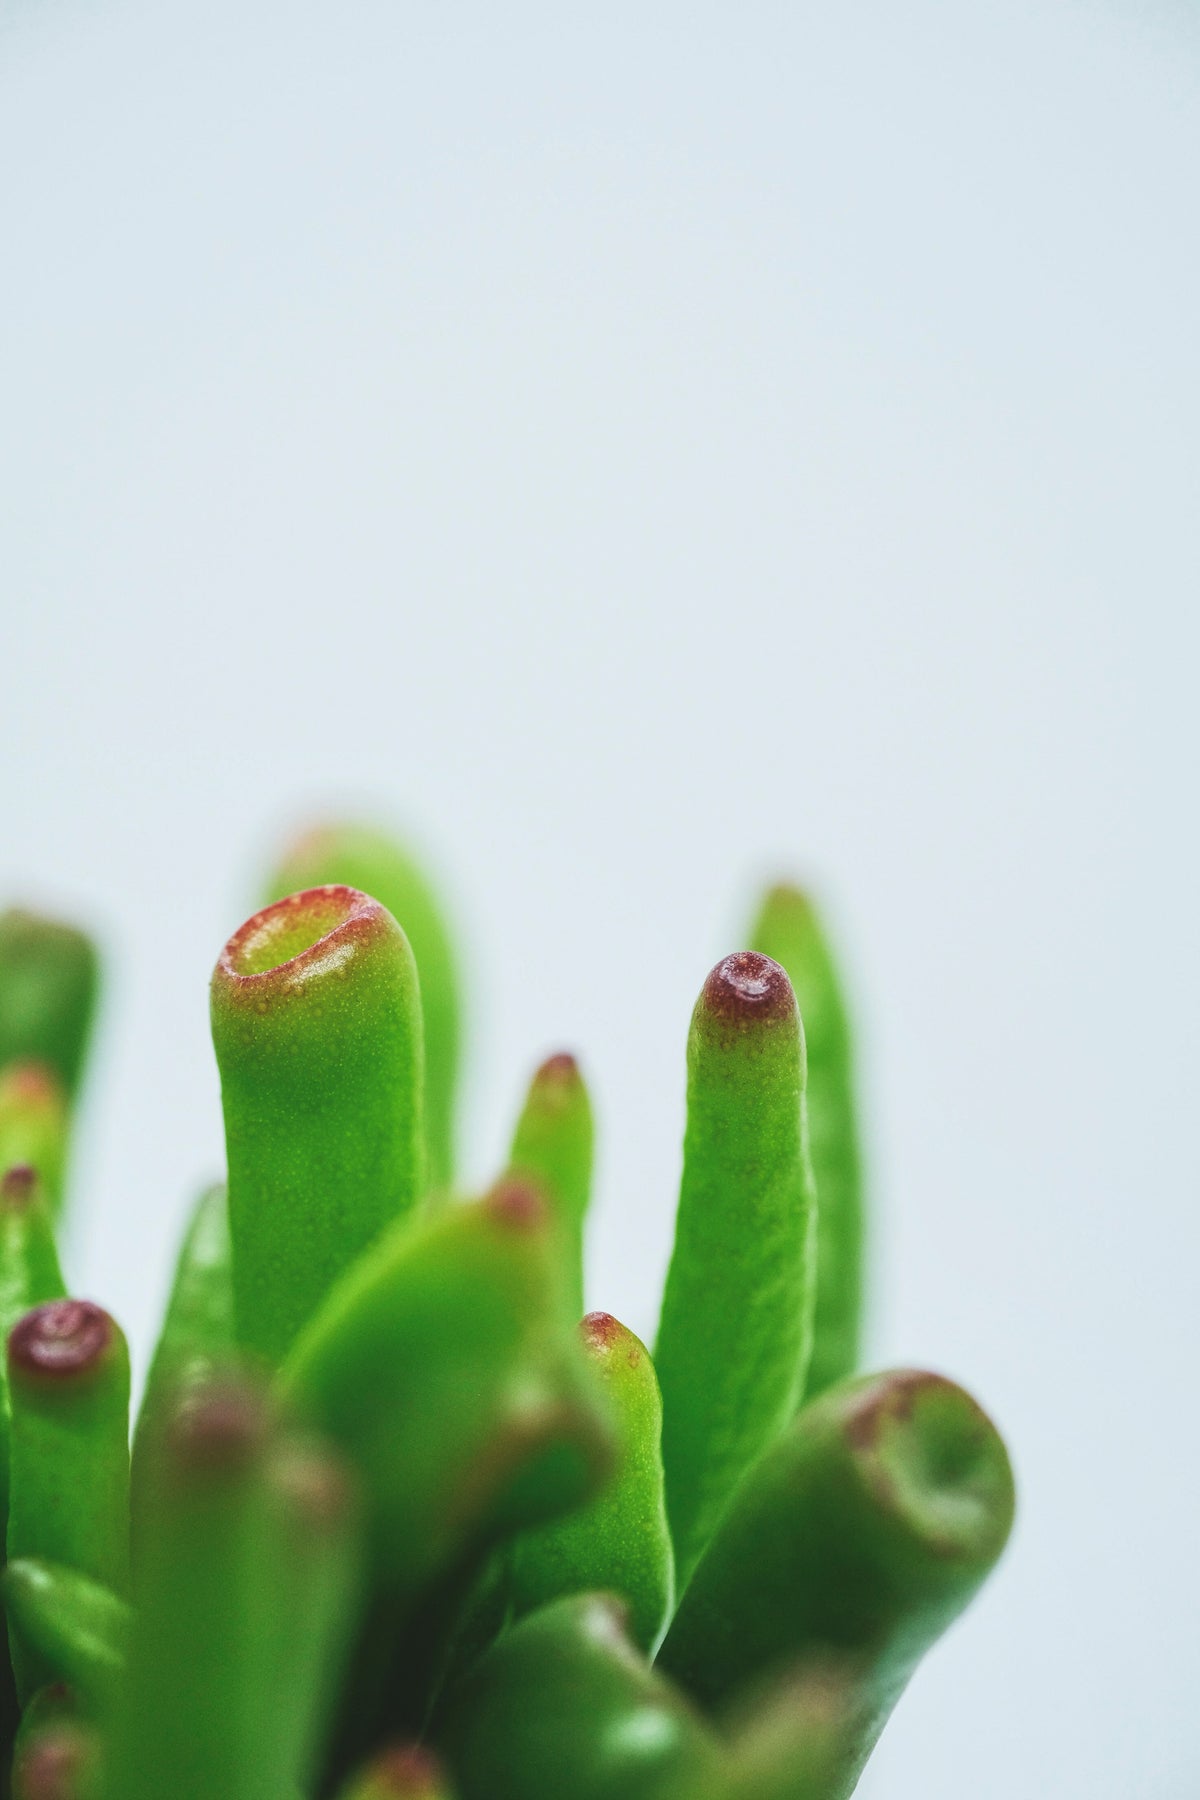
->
[169,1381,269,1473]
[369,1745,446,1795]
[14,1728,92,1800]
[9,1301,113,1380]
[272,1442,355,1530]
[0,1164,38,1204]
[840,1369,1015,1562]
[535,1051,580,1086]
[700,951,795,1025]
[217,886,384,985]
[581,1310,644,1371]
[0,1061,63,1107]
[484,1176,548,1231]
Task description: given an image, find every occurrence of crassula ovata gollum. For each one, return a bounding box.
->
[0,823,1013,1800]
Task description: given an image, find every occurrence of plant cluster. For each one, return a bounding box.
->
[0,822,1014,1799]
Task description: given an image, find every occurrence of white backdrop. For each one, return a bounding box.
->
[3,3,1198,1794]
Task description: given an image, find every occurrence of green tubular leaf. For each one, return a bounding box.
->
[259,1432,364,1796]
[0,1170,65,1341]
[508,1312,673,1653]
[211,886,426,1367]
[106,1378,283,1800]
[419,1541,513,1717]
[749,885,864,1400]
[266,823,462,1196]
[0,911,99,1105]
[320,1557,485,1786]
[0,1066,69,1222]
[336,1745,457,1799]
[283,1180,614,1779]
[508,1053,593,1319]
[6,1302,130,1600]
[657,1369,1016,1798]
[130,1182,235,1550]
[437,1593,726,1800]
[280,1178,615,1601]
[654,952,817,1589]
[1,1561,129,1716]
[136,1182,234,1415]
[6,1301,130,1708]
[0,1167,66,1536]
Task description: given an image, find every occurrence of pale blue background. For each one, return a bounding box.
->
[3,3,1198,1794]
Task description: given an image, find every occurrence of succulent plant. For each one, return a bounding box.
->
[0,825,1014,1800]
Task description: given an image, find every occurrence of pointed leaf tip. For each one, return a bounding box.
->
[841,1369,1015,1561]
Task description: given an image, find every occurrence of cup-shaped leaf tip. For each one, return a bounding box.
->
[841,1368,1015,1563]
[212,885,426,1366]
[215,885,393,993]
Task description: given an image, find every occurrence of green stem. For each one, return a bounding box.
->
[749,884,864,1399]
[508,1054,593,1319]
[656,1369,1016,1798]
[654,953,816,1588]
[509,1312,673,1653]
[211,887,425,1367]
[265,823,462,1196]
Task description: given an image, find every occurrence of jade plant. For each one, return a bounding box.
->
[0,825,1015,1800]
